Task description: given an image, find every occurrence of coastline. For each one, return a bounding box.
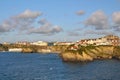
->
[1,44,120,62]
[60,45,120,62]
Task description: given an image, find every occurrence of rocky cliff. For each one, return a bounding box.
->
[60,46,120,62]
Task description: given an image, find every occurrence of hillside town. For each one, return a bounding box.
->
[0,35,120,52]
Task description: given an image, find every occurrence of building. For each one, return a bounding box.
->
[79,35,120,46]
[9,48,22,52]
[3,42,10,45]
[54,42,74,46]
[15,41,30,45]
[31,41,48,46]
[104,35,119,46]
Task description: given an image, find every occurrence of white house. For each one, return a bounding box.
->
[9,48,22,52]
[54,42,74,46]
[31,41,48,46]
[79,35,120,46]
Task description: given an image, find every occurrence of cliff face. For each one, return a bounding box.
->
[60,46,120,62]
[22,48,33,53]
[113,46,120,59]
[60,52,93,62]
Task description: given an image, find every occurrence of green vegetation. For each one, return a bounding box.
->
[60,44,120,62]
[52,45,68,52]
[0,44,8,51]
[65,44,96,54]
[0,44,47,52]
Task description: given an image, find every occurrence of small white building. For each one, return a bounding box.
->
[79,35,120,46]
[54,42,74,46]
[31,41,48,46]
[9,48,22,52]
[15,41,30,45]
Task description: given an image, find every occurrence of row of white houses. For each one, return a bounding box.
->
[49,35,120,46]
[15,41,48,46]
[3,35,120,47]
[77,35,120,46]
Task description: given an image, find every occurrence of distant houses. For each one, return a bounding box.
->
[15,41,30,45]
[1,35,120,52]
[54,42,74,46]
[77,35,120,46]
[15,41,48,46]
[31,41,48,46]
[14,35,119,47]
[8,48,22,52]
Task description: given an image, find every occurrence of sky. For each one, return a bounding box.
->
[0,0,120,43]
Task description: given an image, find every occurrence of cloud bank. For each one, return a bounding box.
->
[1,9,120,37]
[112,11,120,31]
[85,10,109,30]
[71,10,120,37]
[28,19,63,35]
[0,9,63,35]
[15,9,42,19]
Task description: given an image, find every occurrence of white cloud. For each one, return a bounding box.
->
[38,18,49,25]
[12,10,42,32]
[76,10,85,16]
[15,9,42,19]
[112,11,120,31]
[0,20,14,32]
[0,10,62,35]
[51,26,63,33]
[84,10,109,30]
[0,10,42,33]
[112,12,120,24]
[28,19,63,35]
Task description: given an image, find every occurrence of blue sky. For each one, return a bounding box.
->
[0,0,120,43]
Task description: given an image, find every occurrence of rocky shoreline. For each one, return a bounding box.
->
[1,43,120,62]
[59,46,120,62]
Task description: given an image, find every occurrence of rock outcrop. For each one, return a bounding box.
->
[22,48,33,53]
[60,52,93,62]
[60,46,120,62]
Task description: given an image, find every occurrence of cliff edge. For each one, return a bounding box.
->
[60,45,120,62]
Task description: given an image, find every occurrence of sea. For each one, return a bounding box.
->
[0,52,120,80]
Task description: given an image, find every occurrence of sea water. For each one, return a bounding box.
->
[0,52,120,80]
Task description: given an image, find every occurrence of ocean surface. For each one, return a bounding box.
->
[0,52,120,80]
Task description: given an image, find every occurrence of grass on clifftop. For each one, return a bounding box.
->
[65,44,96,54]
